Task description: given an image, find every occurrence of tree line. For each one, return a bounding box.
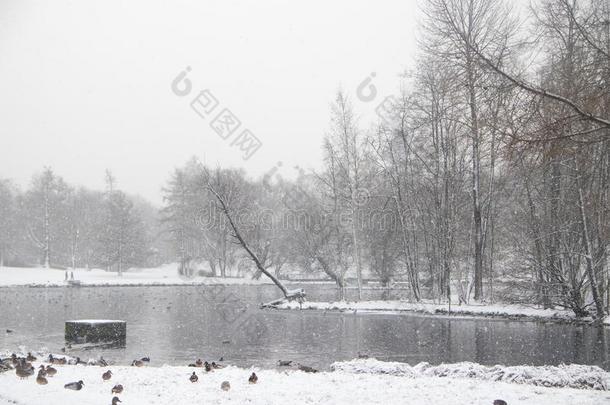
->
[0,168,161,273]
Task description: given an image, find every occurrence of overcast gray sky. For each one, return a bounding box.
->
[0,0,419,205]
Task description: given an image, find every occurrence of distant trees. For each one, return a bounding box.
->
[0,179,19,267]
[99,173,149,276]
[0,168,156,271]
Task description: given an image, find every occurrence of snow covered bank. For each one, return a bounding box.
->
[332,359,609,390]
[0,265,281,288]
[1,361,610,405]
[275,300,591,324]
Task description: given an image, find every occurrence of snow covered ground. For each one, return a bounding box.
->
[275,300,590,323]
[1,359,609,405]
[0,265,277,288]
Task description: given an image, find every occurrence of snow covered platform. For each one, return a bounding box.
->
[65,320,126,344]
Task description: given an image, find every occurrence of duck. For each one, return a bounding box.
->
[26,352,37,362]
[131,360,144,367]
[49,355,67,365]
[297,364,318,373]
[36,370,48,385]
[493,401,507,405]
[248,372,258,384]
[64,380,85,390]
[277,360,292,367]
[140,357,150,363]
[204,361,212,372]
[102,370,112,381]
[45,365,57,377]
[221,381,231,391]
[15,362,34,379]
[111,397,122,405]
[195,359,203,367]
[99,357,108,367]
[38,365,47,376]
[111,384,124,394]
[211,361,224,369]
[0,361,12,373]
[189,372,198,383]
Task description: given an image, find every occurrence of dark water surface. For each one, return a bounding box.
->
[0,284,608,371]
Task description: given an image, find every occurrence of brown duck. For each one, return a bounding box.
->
[131,360,144,367]
[36,370,48,385]
[15,363,34,379]
[111,384,124,394]
[102,370,112,381]
[248,372,258,384]
[221,381,231,391]
[45,365,57,377]
[189,372,198,383]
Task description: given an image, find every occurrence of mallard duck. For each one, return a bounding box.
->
[50,355,67,365]
[131,360,144,367]
[204,361,212,372]
[99,357,108,367]
[189,372,198,383]
[140,357,150,363]
[195,359,203,367]
[26,352,37,362]
[111,384,124,394]
[64,380,84,390]
[111,397,122,405]
[211,362,224,369]
[297,364,318,373]
[102,370,112,381]
[248,372,258,384]
[277,360,292,367]
[36,370,48,385]
[15,363,34,379]
[38,365,47,376]
[45,365,57,377]
[221,381,231,391]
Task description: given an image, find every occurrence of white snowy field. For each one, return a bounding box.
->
[0,265,279,288]
[1,360,609,405]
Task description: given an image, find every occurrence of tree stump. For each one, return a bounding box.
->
[65,320,126,344]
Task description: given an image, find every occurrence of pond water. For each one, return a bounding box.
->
[0,284,608,371]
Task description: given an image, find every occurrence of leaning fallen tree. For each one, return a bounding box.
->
[203,169,306,307]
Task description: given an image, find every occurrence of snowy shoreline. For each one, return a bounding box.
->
[1,357,609,405]
[0,265,322,289]
[272,300,610,326]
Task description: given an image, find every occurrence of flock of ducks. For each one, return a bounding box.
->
[1,352,319,404]
[0,352,509,404]
[1,352,124,404]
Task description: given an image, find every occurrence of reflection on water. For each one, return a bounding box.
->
[0,285,608,371]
